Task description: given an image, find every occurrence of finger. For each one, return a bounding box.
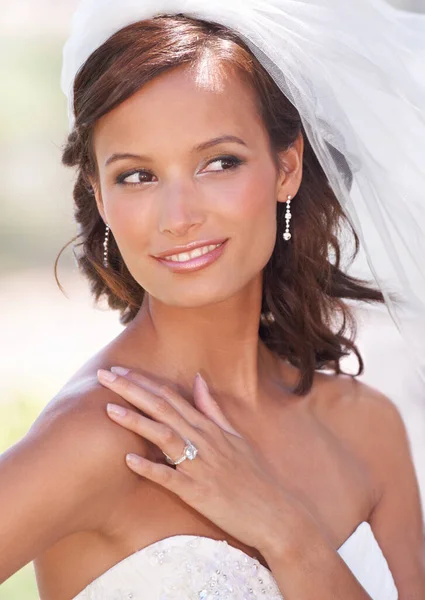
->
[106,403,195,466]
[110,367,213,431]
[125,452,189,495]
[98,369,202,443]
[194,374,243,438]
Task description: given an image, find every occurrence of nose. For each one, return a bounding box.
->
[158,181,204,237]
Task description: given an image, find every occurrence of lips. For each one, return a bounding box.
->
[153,238,229,260]
[153,239,228,273]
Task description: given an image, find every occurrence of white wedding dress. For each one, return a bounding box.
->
[71,520,398,599]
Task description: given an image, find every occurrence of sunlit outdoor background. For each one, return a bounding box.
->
[1,0,424,597]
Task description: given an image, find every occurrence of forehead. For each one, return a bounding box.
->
[93,61,264,154]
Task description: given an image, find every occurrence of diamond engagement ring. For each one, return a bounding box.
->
[163,438,199,466]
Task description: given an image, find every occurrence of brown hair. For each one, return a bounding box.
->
[57,14,387,395]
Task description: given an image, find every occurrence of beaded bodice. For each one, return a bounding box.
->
[71,521,398,599]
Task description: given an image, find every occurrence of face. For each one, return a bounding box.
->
[91,61,303,308]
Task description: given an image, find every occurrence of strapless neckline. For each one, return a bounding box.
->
[136,518,369,575]
[72,519,371,598]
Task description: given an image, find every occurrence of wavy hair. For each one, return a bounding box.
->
[57,14,386,395]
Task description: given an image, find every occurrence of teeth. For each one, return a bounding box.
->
[165,243,222,262]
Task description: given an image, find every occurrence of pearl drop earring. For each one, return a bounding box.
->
[283,195,292,241]
[103,224,110,268]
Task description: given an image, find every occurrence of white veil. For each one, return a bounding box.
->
[60,0,425,385]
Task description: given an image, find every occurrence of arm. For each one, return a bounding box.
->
[259,386,425,599]
[0,383,150,584]
[365,391,425,599]
[260,504,374,599]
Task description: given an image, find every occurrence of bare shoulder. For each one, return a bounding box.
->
[314,373,415,496]
[313,373,407,462]
[28,373,152,534]
[0,368,156,585]
[315,373,425,596]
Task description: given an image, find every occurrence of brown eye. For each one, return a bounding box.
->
[117,169,157,186]
[203,155,243,173]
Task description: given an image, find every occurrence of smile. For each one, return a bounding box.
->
[154,240,228,273]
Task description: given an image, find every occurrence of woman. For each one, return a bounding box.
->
[1,1,425,599]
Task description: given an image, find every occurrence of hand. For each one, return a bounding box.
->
[97,366,301,555]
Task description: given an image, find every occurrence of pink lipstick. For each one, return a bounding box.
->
[154,239,228,273]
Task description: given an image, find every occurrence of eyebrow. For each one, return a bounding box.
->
[104,135,248,167]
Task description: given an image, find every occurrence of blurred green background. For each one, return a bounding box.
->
[0,3,123,597]
[0,0,424,598]
[0,32,68,600]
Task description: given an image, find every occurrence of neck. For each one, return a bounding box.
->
[118,281,284,410]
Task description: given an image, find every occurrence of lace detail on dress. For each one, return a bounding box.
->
[71,524,399,600]
[145,536,283,599]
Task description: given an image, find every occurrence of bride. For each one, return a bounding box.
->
[1,1,425,599]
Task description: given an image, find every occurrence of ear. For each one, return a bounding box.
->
[88,178,107,224]
[275,131,304,204]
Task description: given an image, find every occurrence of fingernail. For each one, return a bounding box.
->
[126,453,142,466]
[111,366,130,376]
[196,372,209,392]
[98,369,117,383]
[107,403,127,417]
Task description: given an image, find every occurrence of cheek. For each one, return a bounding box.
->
[221,166,278,256]
[221,161,277,218]
[104,192,153,263]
